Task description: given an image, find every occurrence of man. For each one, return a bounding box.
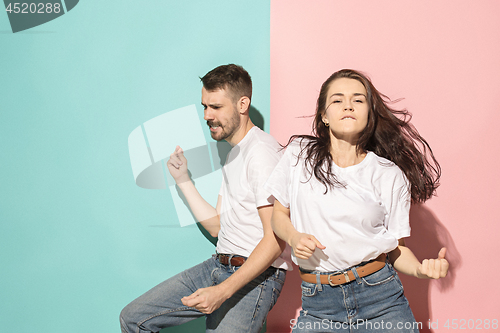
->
[120,64,291,333]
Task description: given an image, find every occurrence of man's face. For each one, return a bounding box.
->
[202,87,241,142]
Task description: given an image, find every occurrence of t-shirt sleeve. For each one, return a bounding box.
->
[263,145,294,208]
[246,143,282,208]
[383,168,411,239]
[218,181,223,197]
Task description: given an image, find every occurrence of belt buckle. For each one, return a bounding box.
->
[327,271,350,286]
[218,254,227,264]
[327,274,338,286]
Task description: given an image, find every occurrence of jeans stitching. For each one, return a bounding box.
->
[301,282,318,297]
[271,287,281,307]
[393,272,405,291]
[136,306,199,332]
[267,276,285,284]
[341,286,351,322]
[360,264,396,286]
[211,267,223,286]
[248,283,265,332]
[361,274,395,286]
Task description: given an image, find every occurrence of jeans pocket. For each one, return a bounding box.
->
[391,269,405,291]
[301,281,318,297]
[270,287,282,308]
[210,267,224,286]
[361,265,395,286]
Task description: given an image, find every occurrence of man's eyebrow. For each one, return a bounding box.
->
[201,102,224,107]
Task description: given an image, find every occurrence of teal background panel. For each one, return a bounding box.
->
[0,1,270,332]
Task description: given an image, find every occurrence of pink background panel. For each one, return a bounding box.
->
[267,1,500,332]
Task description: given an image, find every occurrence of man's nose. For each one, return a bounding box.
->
[204,109,213,120]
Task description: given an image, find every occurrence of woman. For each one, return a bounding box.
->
[265,69,448,332]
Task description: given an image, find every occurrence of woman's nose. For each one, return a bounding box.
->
[344,101,353,111]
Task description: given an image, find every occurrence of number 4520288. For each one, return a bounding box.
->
[5,3,62,14]
[443,319,498,330]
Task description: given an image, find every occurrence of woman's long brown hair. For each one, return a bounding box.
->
[288,69,441,203]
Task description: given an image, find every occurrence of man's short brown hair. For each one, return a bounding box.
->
[200,64,252,104]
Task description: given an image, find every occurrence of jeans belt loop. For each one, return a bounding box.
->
[274,267,282,278]
[351,265,362,284]
[316,273,323,291]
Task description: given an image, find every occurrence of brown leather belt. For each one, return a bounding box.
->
[217,253,246,266]
[300,254,387,286]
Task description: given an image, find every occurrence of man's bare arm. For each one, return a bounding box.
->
[180,205,285,314]
[167,146,221,237]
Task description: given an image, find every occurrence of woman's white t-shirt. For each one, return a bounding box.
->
[264,139,411,272]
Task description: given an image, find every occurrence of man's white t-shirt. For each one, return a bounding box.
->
[216,126,291,270]
[264,139,411,272]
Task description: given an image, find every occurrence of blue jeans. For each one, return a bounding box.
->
[292,262,420,333]
[120,255,286,333]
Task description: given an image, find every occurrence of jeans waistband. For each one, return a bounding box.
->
[299,254,387,275]
[299,254,387,288]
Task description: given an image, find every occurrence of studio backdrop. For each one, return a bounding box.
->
[1,1,499,332]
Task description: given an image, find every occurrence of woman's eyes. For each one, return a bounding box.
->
[332,99,364,103]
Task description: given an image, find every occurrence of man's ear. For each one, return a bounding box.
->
[237,96,251,114]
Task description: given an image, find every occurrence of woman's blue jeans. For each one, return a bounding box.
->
[120,255,286,333]
[292,262,420,333]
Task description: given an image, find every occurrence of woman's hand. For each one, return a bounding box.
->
[416,247,449,279]
[389,240,450,280]
[290,233,326,259]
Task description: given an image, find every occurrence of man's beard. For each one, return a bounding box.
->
[207,111,240,141]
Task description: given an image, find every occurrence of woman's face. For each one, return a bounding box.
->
[322,78,369,142]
